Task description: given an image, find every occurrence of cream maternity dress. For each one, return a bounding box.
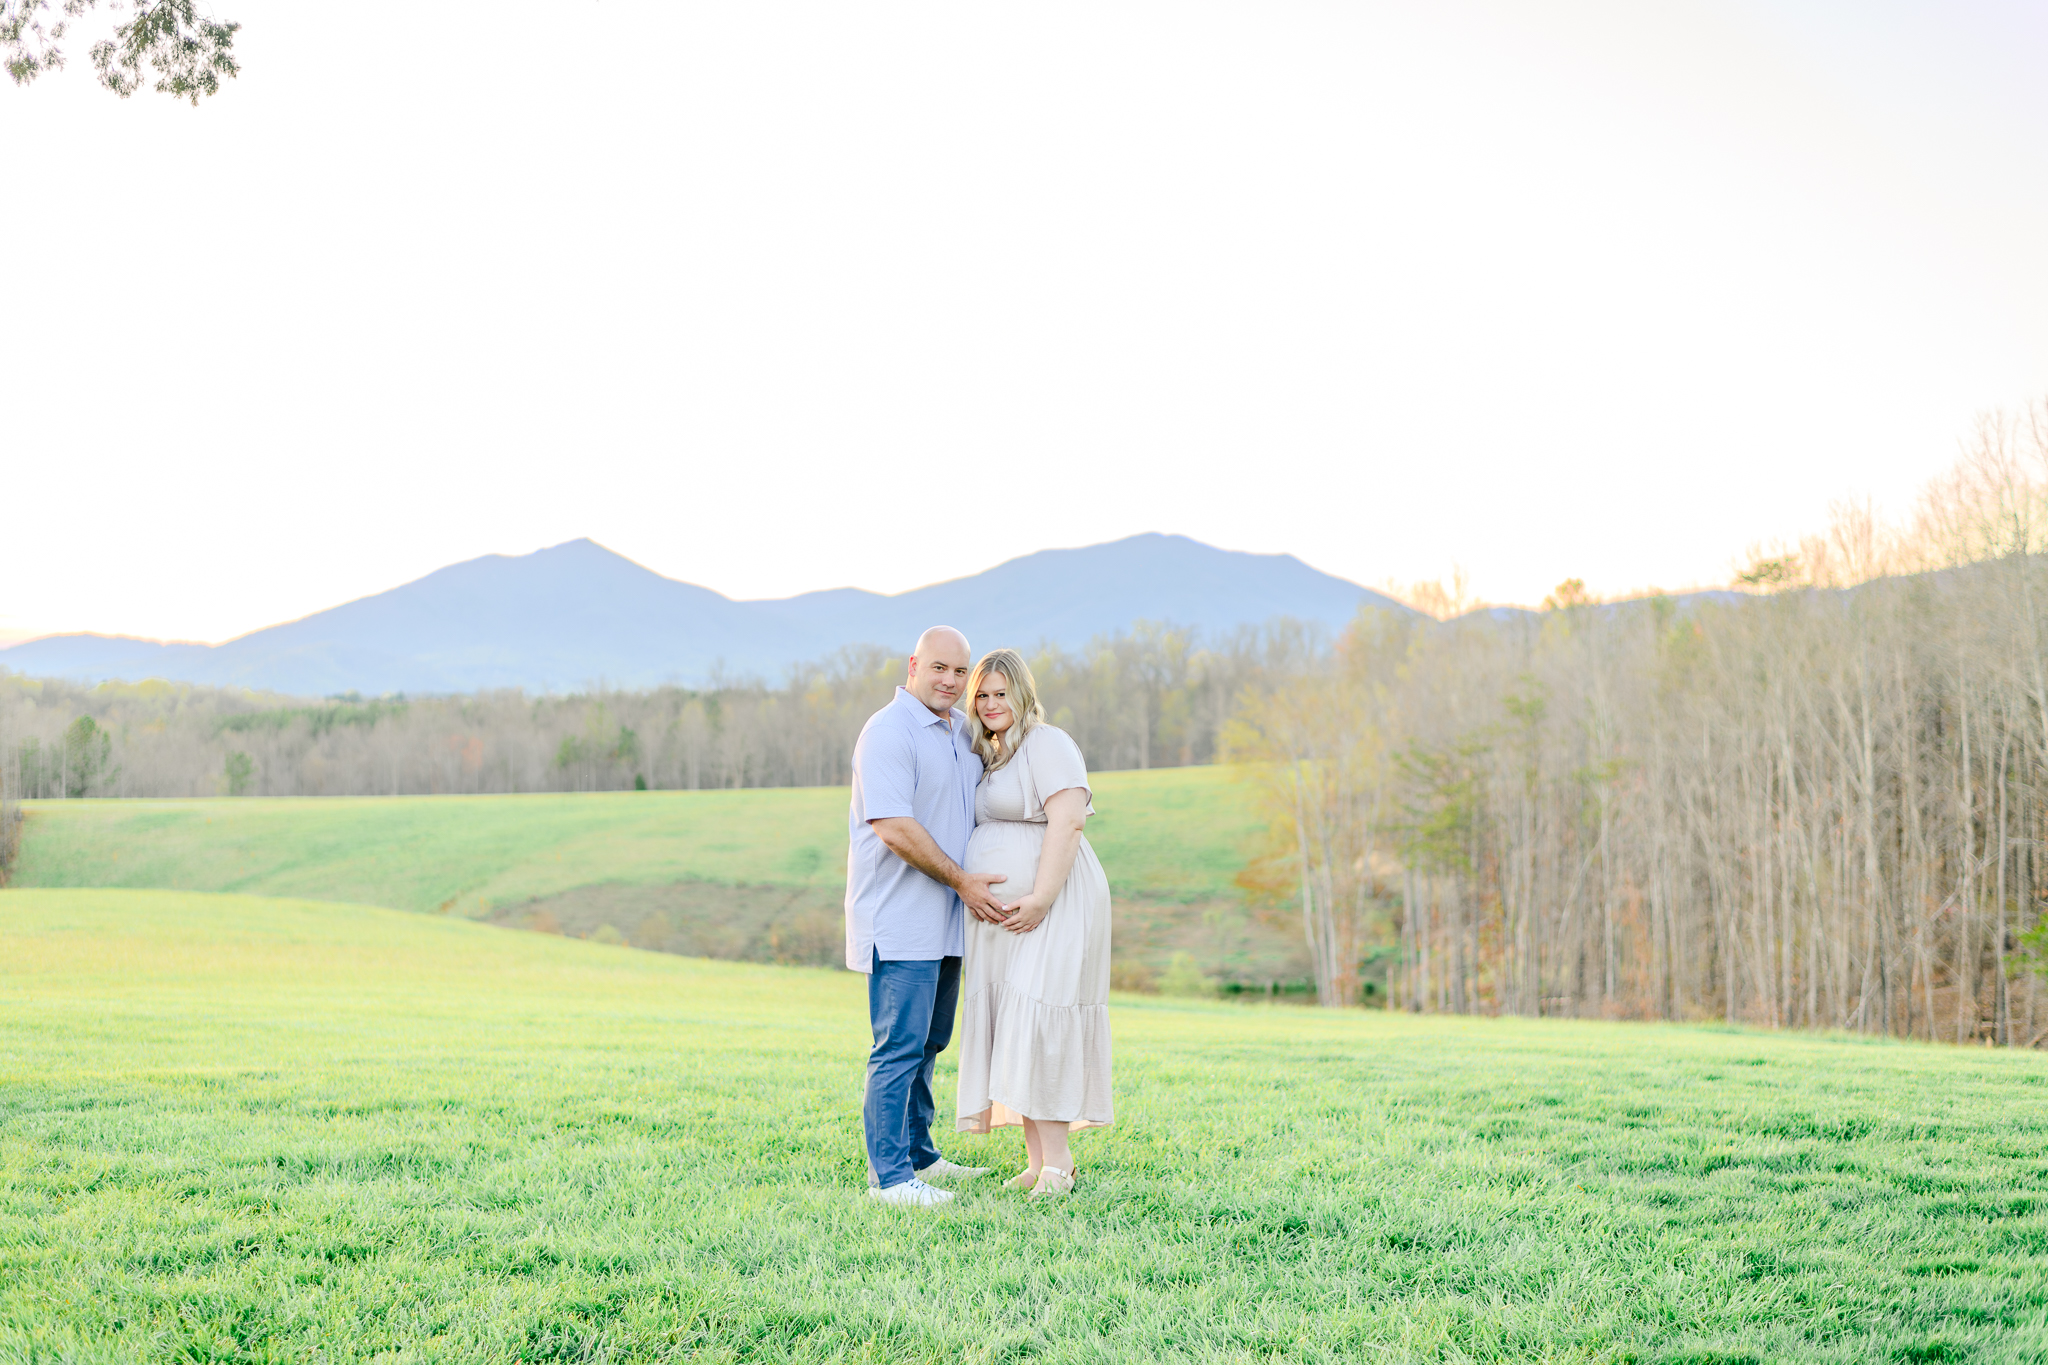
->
[955,724,1114,1134]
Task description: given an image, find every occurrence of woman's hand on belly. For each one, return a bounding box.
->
[1000,891,1052,933]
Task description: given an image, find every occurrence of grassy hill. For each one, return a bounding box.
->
[8,766,1301,987]
[6,887,2047,1361]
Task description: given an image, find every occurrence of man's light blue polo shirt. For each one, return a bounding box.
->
[844,686,983,972]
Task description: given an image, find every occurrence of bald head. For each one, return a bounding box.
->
[906,625,971,716]
[914,625,969,659]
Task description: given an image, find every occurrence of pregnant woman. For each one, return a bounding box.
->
[955,648,1114,1197]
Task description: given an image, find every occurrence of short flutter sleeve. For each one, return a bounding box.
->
[1024,725,1095,817]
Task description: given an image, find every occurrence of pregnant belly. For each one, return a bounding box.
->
[965,820,1044,901]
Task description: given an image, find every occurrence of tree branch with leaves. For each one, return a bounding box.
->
[4,0,238,103]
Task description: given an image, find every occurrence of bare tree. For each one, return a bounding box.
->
[1233,398,2048,1044]
[0,700,19,879]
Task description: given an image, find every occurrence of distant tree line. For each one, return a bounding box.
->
[1229,402,2048,1045]
[0,625,1316,809]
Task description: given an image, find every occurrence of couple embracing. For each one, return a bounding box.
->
[846,626,1114,1207]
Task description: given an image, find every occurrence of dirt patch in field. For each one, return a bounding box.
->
[1109,898,1312,993]
[487,880,845,967]
[490,879,1311,990]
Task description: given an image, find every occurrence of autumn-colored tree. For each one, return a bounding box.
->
[1225,611,1414,1005]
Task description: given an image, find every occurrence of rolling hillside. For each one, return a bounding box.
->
[8,766,1306,988]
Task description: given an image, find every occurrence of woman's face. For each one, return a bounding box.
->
[974,673,1015,735]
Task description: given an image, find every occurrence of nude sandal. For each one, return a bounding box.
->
[1005,1168,1040,1191]
[1028,1166,1074,1198]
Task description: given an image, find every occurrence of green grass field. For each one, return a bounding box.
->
[9,768,1305,985]
[10,767,1260,912]
[7,887,2048,1362]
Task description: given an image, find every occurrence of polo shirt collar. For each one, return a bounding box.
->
[893,685,957,729]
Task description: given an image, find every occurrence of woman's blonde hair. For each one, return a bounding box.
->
[965,648,1045,770]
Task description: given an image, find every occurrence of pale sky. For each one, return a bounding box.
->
[6,0,2046,646]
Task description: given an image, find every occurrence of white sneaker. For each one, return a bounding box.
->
[868,1178,954,1208]
[916,1157,991,1185]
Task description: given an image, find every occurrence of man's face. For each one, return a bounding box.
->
[906,631,972,715]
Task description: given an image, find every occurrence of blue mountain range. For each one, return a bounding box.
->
[2,534,1411,696]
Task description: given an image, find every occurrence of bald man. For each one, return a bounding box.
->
[846,625,1009,1207]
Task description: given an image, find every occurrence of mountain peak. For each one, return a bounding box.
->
[1,534,1404,694]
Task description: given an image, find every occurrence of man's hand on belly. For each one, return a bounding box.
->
[960,872,1011,925]
[869,816,1010,925]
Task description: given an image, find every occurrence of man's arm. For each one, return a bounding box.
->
[870,816,1009,924]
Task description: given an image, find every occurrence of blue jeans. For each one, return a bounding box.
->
[863,950,961,1188]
